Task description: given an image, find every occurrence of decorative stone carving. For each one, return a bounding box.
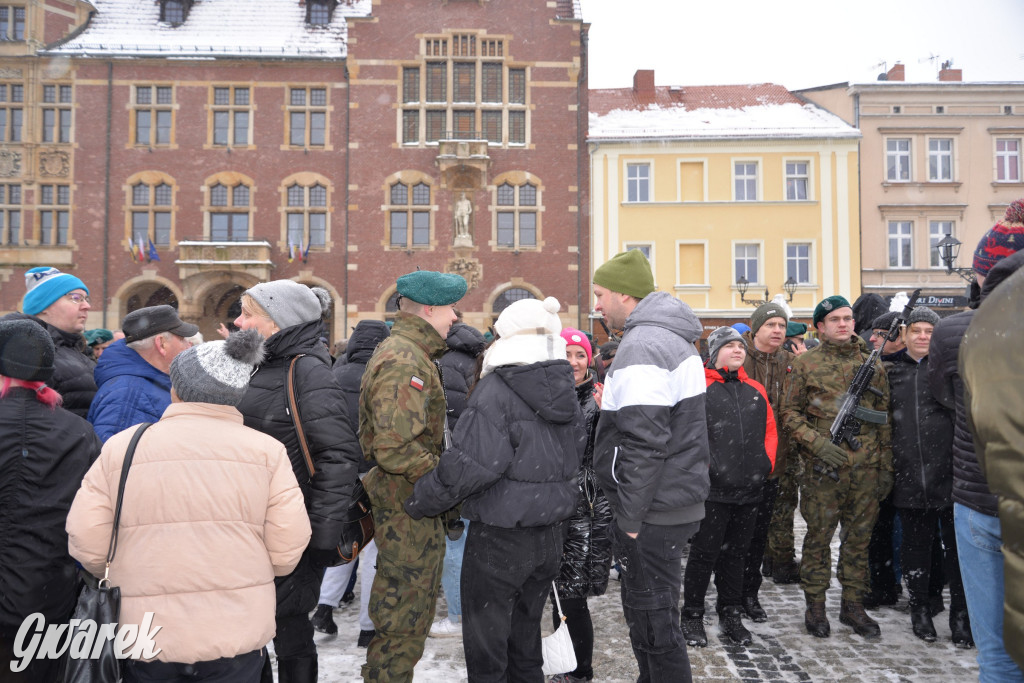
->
[446,256,482,290]
[39,151,70,177]
[0,68,23,79]
[0,150,21,177]
[453,191,473,247]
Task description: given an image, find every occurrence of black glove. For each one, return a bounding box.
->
[815,441,848,469]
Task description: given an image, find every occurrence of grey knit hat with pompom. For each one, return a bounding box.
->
[245,280,330,330]
[169,328,265,406]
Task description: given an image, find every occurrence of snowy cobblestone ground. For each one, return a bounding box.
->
[305,511,980,682]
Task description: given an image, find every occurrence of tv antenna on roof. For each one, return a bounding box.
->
[919,53,943,73]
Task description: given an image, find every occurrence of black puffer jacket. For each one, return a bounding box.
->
[887,351,953,509]
[1,313,97,417]
[405,360,585,529]
[556,373,612,599]
[236,319,361,552]
[439,322,486,429]
[0,388,101,638]
[334,320,390,474]
[928,251,1024,516]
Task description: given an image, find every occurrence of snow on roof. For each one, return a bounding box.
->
[589,83,859,141]
[47,0,372,59]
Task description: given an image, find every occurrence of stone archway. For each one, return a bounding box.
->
[198,282,247,342]
[111,276,185,331]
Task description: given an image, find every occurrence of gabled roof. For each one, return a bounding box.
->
[46,0,372,59]
[589,83,860,141]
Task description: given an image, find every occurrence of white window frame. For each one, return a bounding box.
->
[733,160,759,201]
[928,137,954,181]
[929,220,955,269]
[995,138,1021,183]
[623,242,655,281]
[625,162,651,203]
[675,239,709,287]
[783,240,814,285]
[733,241,762,285]
[886,137,912,182]
[784,159,811,201]
[888,220,913,269]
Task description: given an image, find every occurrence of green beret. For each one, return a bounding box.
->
[593,250,655,300]
[84,328,114,346]
[396,270,467,306]
[812,295,852,327]
[785,321,807,337]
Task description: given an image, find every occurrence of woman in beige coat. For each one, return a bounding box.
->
[67,329,311,682]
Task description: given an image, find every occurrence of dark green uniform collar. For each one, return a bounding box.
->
[820,334,868,356]
[392,311,448,359]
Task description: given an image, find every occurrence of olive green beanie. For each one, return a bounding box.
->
[593,250,656,300]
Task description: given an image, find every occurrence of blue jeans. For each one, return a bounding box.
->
[954,503,1024,683]
[441,518,468,619]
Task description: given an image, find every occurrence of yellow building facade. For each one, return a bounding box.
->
[589,73,861,335]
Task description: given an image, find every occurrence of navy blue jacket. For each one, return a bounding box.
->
[87,338,171,442]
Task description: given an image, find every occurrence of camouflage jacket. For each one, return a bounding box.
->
[359,311,449,511]
[781,334,893,469]
[742,331,794,477]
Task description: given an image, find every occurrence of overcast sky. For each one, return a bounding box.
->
[581,0,1024,91]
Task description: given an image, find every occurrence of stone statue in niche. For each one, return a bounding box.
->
[453,191,473,247]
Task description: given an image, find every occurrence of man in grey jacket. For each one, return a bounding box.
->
[592,250,710,683]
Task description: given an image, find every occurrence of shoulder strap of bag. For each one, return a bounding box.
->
[287,354,317,479]
[551,581,566,622]
[106,422,153,568]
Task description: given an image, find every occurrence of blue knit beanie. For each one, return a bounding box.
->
[22,267,88,316]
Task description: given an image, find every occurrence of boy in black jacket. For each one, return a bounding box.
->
[682,326,777,647]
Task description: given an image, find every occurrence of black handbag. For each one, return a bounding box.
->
[287,356,374,566]
[64,422,152,683]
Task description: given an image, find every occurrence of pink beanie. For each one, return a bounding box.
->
[560,327,592,365]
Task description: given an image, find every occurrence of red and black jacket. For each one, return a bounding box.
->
[704,366,777,505]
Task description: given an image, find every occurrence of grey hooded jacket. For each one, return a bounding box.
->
[593,292,710,534]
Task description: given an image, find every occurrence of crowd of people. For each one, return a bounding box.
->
[0,198,1022,683]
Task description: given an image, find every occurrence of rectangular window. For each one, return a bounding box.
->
[482,111,501,143]
[426,111,445,142]
[412,211,430,246]
[210,213,249,242]
[886,138,911,181]
[402,110,419,144]
[496,212,514,247]
[481,64,502,103]
[0,83,23,142]
[211,86,251,147]
[929,138,953,181]
[389,212,408,247]
[996,139,1021,182]
[626,163,650,202]
[786,243,811,283]
[734,162,757,201]
[453,63,475,103]
[134,85,173,146]
[0,183,20,245]
[39,184,70,246]
[41,84,73,144]
[508,111,525,144]
[0,6,25,41]
[309,213,326,247]
[288,87,328,147]
[785,161,809,201]
[888,221,913,268]
[425,63,446,103]
[453,110,474,136]
[929,221,954,268]
[735,243,759,283]
[519,212,536,247]
[508,69,526,104]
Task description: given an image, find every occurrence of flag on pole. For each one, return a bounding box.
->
[128,239,139,262]
[288,236,295,263]
[138,236,148,263]
[302,237,311,264]
[148,238,161,262]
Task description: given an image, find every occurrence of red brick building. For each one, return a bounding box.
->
[0,0,589,341]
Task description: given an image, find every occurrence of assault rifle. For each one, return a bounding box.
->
[815,289,921,481]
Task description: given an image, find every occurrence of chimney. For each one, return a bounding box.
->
[886,63,905,82]
[939,67,962,82]
[633,69,655,99]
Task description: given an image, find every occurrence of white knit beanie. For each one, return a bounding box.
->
[481,296,565,378]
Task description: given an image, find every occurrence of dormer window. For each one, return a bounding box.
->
[161,0,193,26]
[307,0,337,26]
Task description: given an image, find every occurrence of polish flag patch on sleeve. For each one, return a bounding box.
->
[410,376,425,391]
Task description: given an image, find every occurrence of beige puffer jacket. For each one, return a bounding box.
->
[67,402,311,664]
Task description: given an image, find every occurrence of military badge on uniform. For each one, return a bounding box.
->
[410,376,425,391]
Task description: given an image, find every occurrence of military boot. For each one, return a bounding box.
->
[681,608,707,647]
[840,599,881,638]
[804,599,830,638]
[910,601,937,642]
[741,596,768,622]
[719,606,753,645]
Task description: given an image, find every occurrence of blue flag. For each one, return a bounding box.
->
[148,238,161,262]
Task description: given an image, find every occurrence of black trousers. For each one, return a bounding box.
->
[462,521,566,683]
[899,506,965,611]
[740,481,777,598]
[550,596,594,680]
[125,649,264,683]
[685,501,759,611]
[868,492,900,595]
[270,552,324,682]
[611,522,697,683]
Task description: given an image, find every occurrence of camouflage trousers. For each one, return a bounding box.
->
[767,454,802,563]
[362,507,445,683]
[799,460,880,602]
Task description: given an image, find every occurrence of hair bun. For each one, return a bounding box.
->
[542,296,560,315]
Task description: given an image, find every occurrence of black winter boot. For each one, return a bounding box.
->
[310,603,337,635]
[719,606,753,645]
[680,608,707,647]
[772,559,801,584]
[910,601,937,642]
[840,599,881,638]
[950,607,974,648]
[742,596,768,622]
[804,599,830,638]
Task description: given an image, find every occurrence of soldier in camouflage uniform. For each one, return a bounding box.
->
[358,270,466,683]
[781,295,893,640]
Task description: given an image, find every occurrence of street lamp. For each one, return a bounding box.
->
[934,234,976,283]
[737,276,798,307]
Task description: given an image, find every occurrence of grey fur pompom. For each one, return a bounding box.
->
[311,286,332,316]
[224,328,266,366]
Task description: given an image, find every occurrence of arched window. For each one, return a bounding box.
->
[386,177,433,249]
[494,179,538,250]
[132,181,173,246]
[205,176,253,242]
[287,182,329,248]
[493,287,536,315]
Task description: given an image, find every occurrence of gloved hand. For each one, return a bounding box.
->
[876,469,895,501]
[815,441,849,470]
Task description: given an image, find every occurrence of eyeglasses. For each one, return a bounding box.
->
[65,293,91,305]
